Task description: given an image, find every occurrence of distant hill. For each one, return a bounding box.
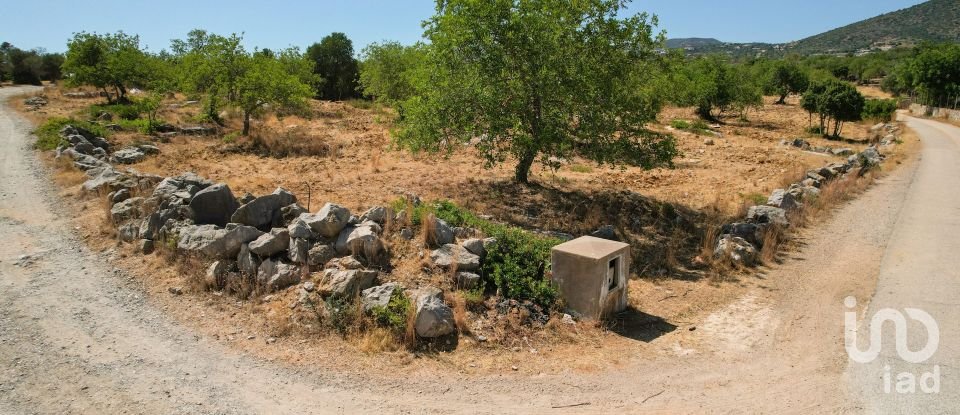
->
[665,38,722,49]
[666,0,960,57]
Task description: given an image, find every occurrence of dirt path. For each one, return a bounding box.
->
[0,85,922,413]
[846,116,960,413]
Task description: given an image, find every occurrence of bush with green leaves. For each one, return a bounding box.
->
[762,59,810,104]
[34,117,110,150]
[369,289,411,333]
[394,199,562,307]
[862,99,899,123]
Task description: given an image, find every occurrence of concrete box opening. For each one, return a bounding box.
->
[551,236,631,320]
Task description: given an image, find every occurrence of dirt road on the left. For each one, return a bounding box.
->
[0,86,363,414]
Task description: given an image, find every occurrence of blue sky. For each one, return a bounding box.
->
[2,0,927,53]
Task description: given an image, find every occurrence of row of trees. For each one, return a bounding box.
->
[45,0,915,183]
[881,43,960,109]
[58,30,373,134]
[0,42,63,85]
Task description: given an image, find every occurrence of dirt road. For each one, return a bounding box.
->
[846,116,960,413]
[0,84,936,414]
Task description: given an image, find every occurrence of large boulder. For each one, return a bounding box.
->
[257,259,301,291]
[230,188,296,230]
[766,189,800,210]
[714,235,758,267]
[321,269,378,297]
[110,147,147,164]
[288,237,311,264]
[746,205,789,227]
[455,272,481,290]
[334,224,386,263]
[414,287,456,338]
[248,228,290,256]
[110,197,144,224]
[719,222,764,248]
[307,244,336,268]
[461,238,486,257]
[860,147,883,165]
[360,206,387,224]
[305,203,351,238]
[429,218,455,246]
[177,223,264,259]
[287,214,318,240]
[360,282,402,311]
[189,183,240,227]
[430,244,481,272]
[237,243,260,276]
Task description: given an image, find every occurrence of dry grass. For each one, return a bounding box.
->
[358,327,402,354]
[445,291,471,335]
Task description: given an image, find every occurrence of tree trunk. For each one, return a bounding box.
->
[514,148,537,184]
[777,94,787,105]
[242,111,251,136]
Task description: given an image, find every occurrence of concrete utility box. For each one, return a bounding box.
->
[551,236,631,320]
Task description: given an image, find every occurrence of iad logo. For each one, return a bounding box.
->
[844,296,940,394]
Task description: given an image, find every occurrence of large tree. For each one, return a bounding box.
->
[801,79,864,137]
[395,0,677,184]
[62,32,153,102]
[358,41,427,105]
[764,60,809,104]
[236,49,314,135]
[306,33,359,100]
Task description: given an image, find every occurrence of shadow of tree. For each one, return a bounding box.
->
[453,179,720,282]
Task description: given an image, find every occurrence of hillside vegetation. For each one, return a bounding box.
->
[668,0,960,57]
[788,0,960,54]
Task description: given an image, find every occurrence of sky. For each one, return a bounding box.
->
[2,0,928,54]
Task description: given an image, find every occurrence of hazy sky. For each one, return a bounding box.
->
[2,0,928,53]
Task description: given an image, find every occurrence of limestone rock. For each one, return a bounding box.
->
[248,228,290,257]
[189,183,240,227]
[177,224,264,259]
[430,244,481,272]
[321,269,378,297]
[361,282,401,311]
[414,287,456,338]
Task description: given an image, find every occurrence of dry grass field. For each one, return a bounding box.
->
[12,84,911,375]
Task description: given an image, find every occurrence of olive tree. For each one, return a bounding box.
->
[764,60,809,104]
[62,32,152,103]
[801,79,865,137]
[236,50,314,135]
[358,41,427,105]
[395,0,677,184]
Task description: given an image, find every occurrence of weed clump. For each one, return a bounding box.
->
[33,117,110,150]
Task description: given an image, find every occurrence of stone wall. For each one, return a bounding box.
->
[909,103,960,122]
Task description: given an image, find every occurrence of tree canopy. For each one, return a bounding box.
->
[62,32,153,102]
[358,41,427,105]
[394,0,678,184]
[801,79,865,137]
[306,33,359,100]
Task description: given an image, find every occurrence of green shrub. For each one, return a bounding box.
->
[862,98,898,123]
[88,103,141,120]
[742,192,767,205]
[429,200,561,308]
[670,119,691,129]
[690,119,710,131]
[33,117,110,150]
[390,198,561,306]
[370,289,411,333]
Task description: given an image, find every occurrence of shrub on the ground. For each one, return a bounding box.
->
[34,117,110,150]
[861,98,898,123]
[394,199,562,308]
[670,119,690,129]
[370,289,411,333]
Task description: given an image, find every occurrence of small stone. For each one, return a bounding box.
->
[303,281,315,292]
[511,365,519,371]
[168,286,183,295]
[266,337,277,344]
[562,313,575,325]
